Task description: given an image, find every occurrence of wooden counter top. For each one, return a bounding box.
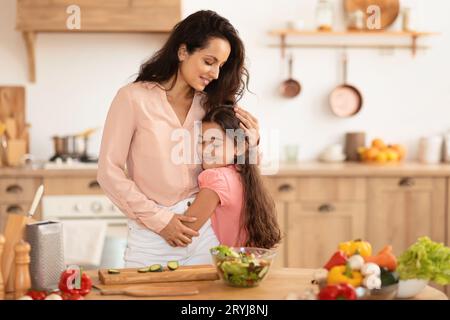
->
[2,162,450,178]
[84,268,447,300]
[270,162,450,177]
[0,167,97,177]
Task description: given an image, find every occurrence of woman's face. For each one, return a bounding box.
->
[178,37,231,91]
[199,121,235,169]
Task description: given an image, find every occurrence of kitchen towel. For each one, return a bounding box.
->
[62,220,107,267]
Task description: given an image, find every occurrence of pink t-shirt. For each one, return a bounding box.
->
[198,165,247,247]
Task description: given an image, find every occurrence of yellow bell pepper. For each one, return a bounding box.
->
[327,264,363,287]
[338,239,372,258]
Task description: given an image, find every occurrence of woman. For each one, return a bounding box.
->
[97,10,260,267]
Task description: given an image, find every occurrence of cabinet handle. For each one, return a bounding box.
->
[6,204,24,214]
[278,184,293,192]
[399,177,415,187]
[88,180,100,189]
[5,184,24,194]
[318,203,335,213]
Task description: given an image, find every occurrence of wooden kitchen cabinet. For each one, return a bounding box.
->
[0,177,42,232]
[286,201,366,268]
[16,0,181,81]
[0,177,41,202]
[273,201,286,268]
[44,176,102,195]
[296,177,366,201]
[367,177,446,255]
[16,0,181,32]
[266,177,367,268]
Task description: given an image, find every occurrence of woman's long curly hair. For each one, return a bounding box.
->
[202,106,281,249]
[134,10,249,111]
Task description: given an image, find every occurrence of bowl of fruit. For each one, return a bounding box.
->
[313,239,400,300]
[358,138,406,164]
[210,245,276,288]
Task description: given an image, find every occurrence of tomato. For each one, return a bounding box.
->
[26,290,47,300]
[61,292,84,300]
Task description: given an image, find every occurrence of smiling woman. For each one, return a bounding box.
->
[97,10,262,268]
[135,10,249,111]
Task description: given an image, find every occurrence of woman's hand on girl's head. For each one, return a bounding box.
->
[159,214,199,247]
[234,106,260,147]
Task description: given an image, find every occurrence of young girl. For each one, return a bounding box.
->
[182,106,281,249]
[124,106,280,267]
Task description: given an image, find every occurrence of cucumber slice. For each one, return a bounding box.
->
[167,261,179,271]
[149,264,163,272]
[258,266,269,278]
[108,269,120,274]
[138,267,150,273]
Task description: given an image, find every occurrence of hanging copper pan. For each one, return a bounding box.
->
[329,52,363,117]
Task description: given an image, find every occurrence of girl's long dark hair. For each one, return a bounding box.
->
[202,107,281,249]
[134,10,249,111]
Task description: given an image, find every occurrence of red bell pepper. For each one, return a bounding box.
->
[318,283,357,300]
[323,251,348,270]
[58,269,92,296]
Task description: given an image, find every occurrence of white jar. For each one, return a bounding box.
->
[418,136,444,164]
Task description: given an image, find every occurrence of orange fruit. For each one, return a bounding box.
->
[365,147,379,161]
[386,150,400,162]
[372,138,386,150]
[375,152,388,163]
[391,144,406,160]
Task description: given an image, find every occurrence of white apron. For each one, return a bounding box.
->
[124,197,219,267]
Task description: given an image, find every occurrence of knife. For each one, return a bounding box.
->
[28,184,44,218]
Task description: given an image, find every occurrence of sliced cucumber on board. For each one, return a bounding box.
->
[167,261,179,271]
[108,269,120,274]
[149,264,163,272]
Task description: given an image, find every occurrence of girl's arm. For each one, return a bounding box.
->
[182,188,220,231]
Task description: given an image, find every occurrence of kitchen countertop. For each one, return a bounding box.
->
[84,268,447,300]
[271,161,450,177]
[2,162,450,177]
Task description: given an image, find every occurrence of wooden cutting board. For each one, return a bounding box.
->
[98,264,219,285]
[97,285,200,298]
[344,0,400,30]
[0,87,28,152]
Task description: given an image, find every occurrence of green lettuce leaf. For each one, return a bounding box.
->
[397,237,450,285]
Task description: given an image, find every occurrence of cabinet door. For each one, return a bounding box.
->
[273,201,286,268]
[367,177,446,256]
[0,202,42,233]
[44,177,103,195]
[286,201,366,268]
[0,178,41,202]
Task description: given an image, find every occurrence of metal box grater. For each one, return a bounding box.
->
[26,221,66,291]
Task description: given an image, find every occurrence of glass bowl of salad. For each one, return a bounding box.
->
[210,245,276,288]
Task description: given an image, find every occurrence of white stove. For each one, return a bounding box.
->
[42,195,128,269]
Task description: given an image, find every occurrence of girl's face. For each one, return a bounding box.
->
[199,121,236,169]
[178,37,231,91]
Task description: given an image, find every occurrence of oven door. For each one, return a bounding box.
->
[99,218,128,269]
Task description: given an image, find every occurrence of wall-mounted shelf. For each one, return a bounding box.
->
[16,0,181,82]
[268,29,438,58]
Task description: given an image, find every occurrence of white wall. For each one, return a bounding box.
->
[1,0,449,161]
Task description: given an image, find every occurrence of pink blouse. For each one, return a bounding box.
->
[97,82,206,233]
[198,165,247,247]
